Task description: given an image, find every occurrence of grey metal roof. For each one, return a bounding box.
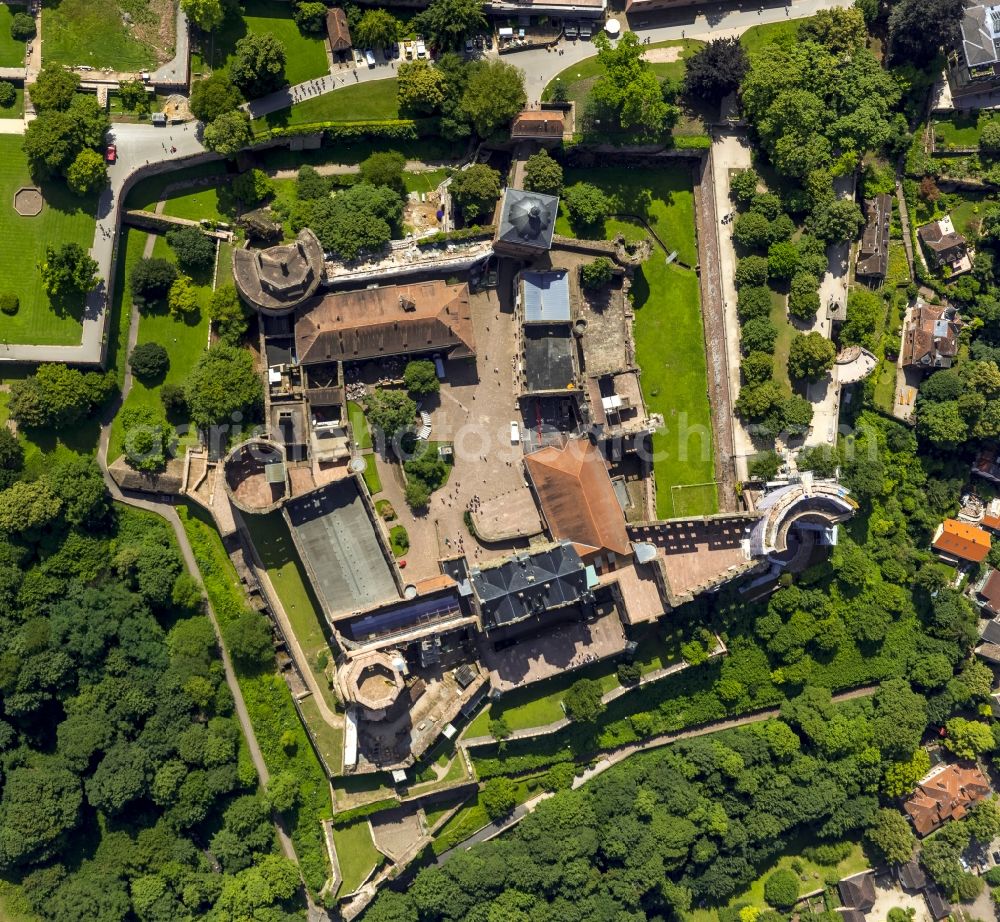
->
[497,188,558,250]
[522,270,571,324]
[962,3,1000,67]
[470,541,590,629]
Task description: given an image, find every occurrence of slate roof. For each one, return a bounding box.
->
[898,859,927,891]
[961,2,1000,67]
[838,872,876,912]
[924,885,952,920]
[978,569,1000,616]
[856,193,892,279]
[233,229,325,315]
[524,440,631,558]
[295,280,476,365]
[919,219,969,266]
[496,188,558,251]
[469,541,590,629]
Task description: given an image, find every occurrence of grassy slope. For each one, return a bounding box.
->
[257,79,399,132]
[41,0,157,69]
[205,0,329,88]
[0,136,97,345]
[107,234,212,462]
[554,166,715,515]
[179,505,333,893]
[332,821,382,895]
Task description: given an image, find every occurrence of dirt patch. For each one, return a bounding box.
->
[133,0,175,64]
[643,46,683,64]
[403,189,444,235]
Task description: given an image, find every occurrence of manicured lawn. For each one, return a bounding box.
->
[688,839,870,922]
[950,196,990,238]
[257,79,399,132]
[161,182,233,224]
[332,821,382,896]
[739,19,802,55]
[348,400,372,449]
[107,234,211,461]
[297,695,343,774]
[0,4,25,67]
[0,136,97,345]
[770,289,794,398]
[555,166,713,516]
[126,161,228,211]
[389,524,408,557]
[41,0,163,69]
[204,0,329,89]
[872,358,896,414]
[0,88,24,119]
[934,111,1000,149]
[363,454,382,495]
[240,509,340,713]
[255,137,456,170]
[403,168,448,195]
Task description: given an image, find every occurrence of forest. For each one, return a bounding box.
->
[0,448,302,922]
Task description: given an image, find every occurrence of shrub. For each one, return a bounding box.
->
[737,285,772,322]
[10,12,35,41]
[617,662,641,684]
[581,257,615,290]
[763,869,799,909]
[403,359,440,396]
[729,168,760,205]
[741,317,777,354]
[564,678,605,723]
[749,450,781,480]
[481,777,517,821]
[161,383,187,417]
[0,82,15,109]
[0,292,18,316]
[982,121,1000,153]
[129,342,170,381]
[735,255,768,289]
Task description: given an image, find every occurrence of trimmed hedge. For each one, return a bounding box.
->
[672,135,712,150]
[256,118,437,143]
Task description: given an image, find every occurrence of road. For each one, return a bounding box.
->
[437,684,878,865]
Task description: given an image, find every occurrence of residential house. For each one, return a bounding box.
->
[947,1,1000,100]
[976,568,1000,617]
[325,7,352,54]
[924,886,953,920]
[838,872,876,912]
[900,301,961,369]
[856,193,892,280]
[511,109,567,144]
[903,761,992,836]
[918,216,973,276]
[898,860,927,892]
[931,518,992,564]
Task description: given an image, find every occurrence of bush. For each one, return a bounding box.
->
[749,450,781,480]
[167,226,216,273]
[129,342,170,381]
[403,359,440,396]
[763,869,799,909]
[617,662,641,685]
[10,12,35,41]
[564,678,605,723]
[0,82,15,109]
[730,168,760,205]
[581,257,615,290]
[0,292,18,316]
[161,383,187,417]
[481,777,517,821]
[737,285,772,322]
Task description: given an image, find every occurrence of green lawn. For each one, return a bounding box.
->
[0,88,24,119]
[872,358,896,414]
[770,289,794,398]
[126,161,229,212]
[363,454,382,495]
[257,79,399,132]
[161,182,234,224]
[403,168,447,195]
[934,111,1000,149]
[555,166,713,516]
[0,4,25,67]
[348,400,372,449]
[332,821,382,896]
[389,524,408,557]
[739,19,802,56]
[240,509,340,713]
[107,234,211,461]
[297,694,342,774]
[430,777,542,855]
[0,136,97,345]
[41,0,161,69]
[203,0,329,89]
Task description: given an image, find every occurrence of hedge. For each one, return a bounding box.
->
[417,225,495,246]
[332,796,400,828]
[672,135,712,150]
[255,118,437,143]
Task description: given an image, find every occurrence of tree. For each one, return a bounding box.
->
[40,243,98,300]
[867,809,915,864]
[741,318,778,356]
[397,60,446,115]
[882,748,932,797]
[749,450,781,480]
[763,869,799,909]
[741,351,774,385]
[182,0,225,31]
[0,479,61,533]
[189,72,242,123]
[449,163,501,222]
[66,148,108,196]
[202,109,252,155]
[161,383,187,417]
[767,241,800,280]
[788,332,836,381]
[489,716,511,740]
[296,163,328,200]
[563,677,605,723]
[589,32,674,140]
[30,67,80,111]
[733,211,772,250]
[405,478,431,510]
[185,344,262,429]
[461,60,526,137]
[293,0,327,33]
[232,168,274,205]
[0,762,82,867]
[563,181,611,231]
[8,364,114,429]
[917,400,968,449]
[482,777,517,821]
[737,285,772,322]
[810,199,865,243]
[230,33,286,98]
[11,11,35,41]
[223,611,272,668]
[129,342,169,381]
[683,38,748,102]
[360,150,406,190]
[735,255,769,289]
[523,149,563,196]
[209,284,250,343]
[167,226,216,273]
[789,272,821,320]
[310,182,403,259]
[168,275,199,319]
[366,389,416,442]
[355,8,401,49]
[0,81,15,109]
[942,718,995,760]
[119,405,171,472]
[730,168,761,205]
[130,257,178,305]
[0,292,18,316]
[888,0,964,64]
[735,381,783,420]
[412,0,488,50]
[581,257,615,290]
[265,771,300,813]
[403,360,440,396]
[117,78,150,116]
[0,428,23,489]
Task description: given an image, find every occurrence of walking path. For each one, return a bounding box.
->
[436,684,878,865]
[241,61,395,120]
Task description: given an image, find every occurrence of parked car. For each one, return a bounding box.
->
[510,421,521,444]
[465,39,474,53]
[364,49,376,67]
[564,23,578,39]
[105,144,117,163]
[579,22,592,39]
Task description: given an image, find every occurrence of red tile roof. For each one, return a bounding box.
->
[903,763,991,836]
[933,519,991,563]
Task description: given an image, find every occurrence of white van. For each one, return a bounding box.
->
[365,49,376,67]
[510,421,521,444]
